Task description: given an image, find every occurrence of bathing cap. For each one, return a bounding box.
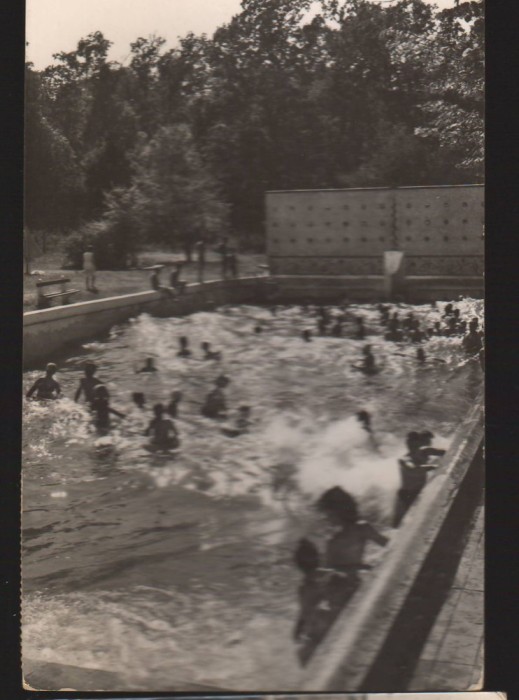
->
[46,363,57,373]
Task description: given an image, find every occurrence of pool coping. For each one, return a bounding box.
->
[300,395,484,691]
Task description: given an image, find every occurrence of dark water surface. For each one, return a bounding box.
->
[22,301,483,690]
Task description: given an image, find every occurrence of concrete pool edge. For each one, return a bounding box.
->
[300,396,484,691]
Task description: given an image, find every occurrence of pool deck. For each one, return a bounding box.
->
[408,500,484,690]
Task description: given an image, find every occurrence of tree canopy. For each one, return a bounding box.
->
[25,0,484,262]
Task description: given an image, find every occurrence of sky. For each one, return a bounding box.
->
[26,0,455,70]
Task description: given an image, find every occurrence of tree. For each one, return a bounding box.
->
[104,125,229,261]
[24,65,85,232]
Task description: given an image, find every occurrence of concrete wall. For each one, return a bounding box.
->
[301,396,484,691]
[23,278,267,369]
[266,185,484,276]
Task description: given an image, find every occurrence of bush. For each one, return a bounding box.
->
[63,219,138,270]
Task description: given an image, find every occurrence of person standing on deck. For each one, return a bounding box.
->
[215,236,229,279]
[83,245,97,292]
[195,239,206,283]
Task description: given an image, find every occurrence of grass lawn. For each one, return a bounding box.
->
[23,246,268,311]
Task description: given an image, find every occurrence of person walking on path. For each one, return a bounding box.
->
[83,245,97,292]
[215,236,229,279]
[195,239,206,283]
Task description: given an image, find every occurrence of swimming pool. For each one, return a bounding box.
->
[22,301,483,690]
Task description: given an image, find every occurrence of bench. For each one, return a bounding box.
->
[36,277,80,309]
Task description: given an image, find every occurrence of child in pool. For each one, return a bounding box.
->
[201,341,222,360]
[293,538,327,643]
[145,402,179,450]
[317,487,388,608]
[166,390,183,418]
[201,375,229,418]
[393,431,444,527]
[331,319,343,337]
[353,345,378,375]
[137,357,158,373]
[222,406,252,437]
[26,363,61,400]
[177,336,192,357]
[74,362,102,404]
[132,392,146,409]
[462,322,483,355]
[91,385,125,434]
[354,316,366,340]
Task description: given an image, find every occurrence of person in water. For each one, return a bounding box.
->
[145,403,180,451]
[222,406,252,437]
[293,538,327,644]
[91,384,125,434]
[254,324,263,334]
[26,362,61,400]
[132,392,146,409]
[74,362,102,404]
[317,317,328,336]
[385,313,402,342]
[417,347,427,364]
[137,357,158,373]
[331,319,343,337]
[409,319,425,343]
[443,303,454,316]
[354,316,366,340]
[393,431,444,527]
[201,375,230,418]
[462,322,483,355]
[177,336,192,357]
[316,487,388,610]
[354,345,378,375]
[302,329,312,342]
[166,390,183,418]
[201,341,222,360]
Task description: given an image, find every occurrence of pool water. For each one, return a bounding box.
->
[22,301,483,690]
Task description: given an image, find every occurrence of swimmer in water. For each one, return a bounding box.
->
[462,322,483,355]
[354,316,366,340]
[293,538,326,644]
[331,319,343,337]
[26,363,61,400]
[410,319,425,343]
[302,329,312,342]
[91,385,125,434]
[417,347,426,364]
[201,341,222,360]
[137,357,158,373]
[145,402,179,450]
[443,303,454,316]
[201,375,230,419]
[74,361,102,404]
[356,409,379,450]
[385,313,402,342]
[254,324,263,334]
[177,336,192,357]
[393,431,444,527]
[316,487,388,609]
[353,345,378,375]
[166,390,183,418]
[131,392,146,409]
[222,406,252,437]
[317,317,328,336]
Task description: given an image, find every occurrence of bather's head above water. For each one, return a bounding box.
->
[45,362,57,377]
[316,486,359,527]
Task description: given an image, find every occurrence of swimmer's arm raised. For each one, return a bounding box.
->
[26,380,39,398]
[365,523,389,547]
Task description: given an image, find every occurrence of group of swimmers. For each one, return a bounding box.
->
[293,423,446,661]
[26,347,250,449]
